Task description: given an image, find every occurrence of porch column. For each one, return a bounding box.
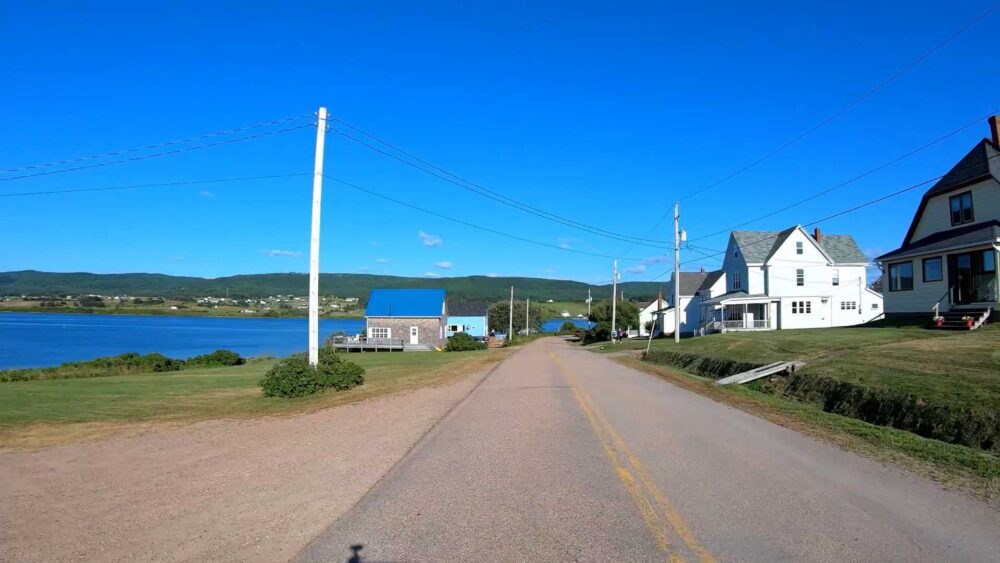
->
[744,303,749,329]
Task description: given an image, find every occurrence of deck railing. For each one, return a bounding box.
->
[722,319,770,330]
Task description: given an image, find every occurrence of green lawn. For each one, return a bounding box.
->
[539,301,590,318]
[0,350,505,448]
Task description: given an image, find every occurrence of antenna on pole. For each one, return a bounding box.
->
[308,107,328,366]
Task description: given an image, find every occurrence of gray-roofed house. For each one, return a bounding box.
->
[695,225,883,334]
[875,116,999,328]
[647,269,727,336]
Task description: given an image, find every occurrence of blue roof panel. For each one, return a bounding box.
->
[365,288,446,317]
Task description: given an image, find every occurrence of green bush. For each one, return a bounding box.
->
[186,349,245,367]
[445,332,486,351]
[582,324,611,344]
[559,321,577,333]
[259,350,365,398]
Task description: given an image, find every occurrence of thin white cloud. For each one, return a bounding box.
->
[371,241,379,247]
[418,230,443,247]
[434,261,453,269]
[198,191,215,199]
[641,255,670,265]
[166,255,184,262]
[544,268,555,275]
[558,237,575,250]
[359,266,370,271]
[486,272,499,278]
[376,258,389,263]
[424,272,440,278]
[626,264,647,274]
[260,249,303,258]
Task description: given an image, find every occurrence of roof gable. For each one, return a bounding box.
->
[669,271,708,296]
[366,288,445,317]
[448,300,489,316]
[903,139,1000,244]
[732,227,865,264]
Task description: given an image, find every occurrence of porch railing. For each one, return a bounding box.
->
[722,319,770,330]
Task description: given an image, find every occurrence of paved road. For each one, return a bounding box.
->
[299,337,999,562]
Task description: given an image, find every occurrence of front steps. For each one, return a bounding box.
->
[933,309,991,330]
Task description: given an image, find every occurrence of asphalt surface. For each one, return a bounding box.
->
[299,337,999,562]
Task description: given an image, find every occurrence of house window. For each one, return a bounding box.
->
[806,301,811,313]
[796,241,803,255]
[922,257,942,282]
[792,301,812,314]
[840,301,857,310]
[448,324,464,333]
[832,269,840,286]
[872,303,879,309]
[731,271,741,291]
[949,191,974,225]
[888,262,913,291]
[984,249,996,273]
[796,269,804,286]
[369,327,390,339]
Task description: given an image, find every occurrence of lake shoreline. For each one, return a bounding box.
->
[0,307,363,320]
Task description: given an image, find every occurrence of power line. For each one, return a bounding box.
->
[688,109,998,242]
[675,2,998,203]
[644,152,1000,281]
[322,174,646,262]
[624,3,998,253]
[0,173,309,198]
[1,114,313,174]
[1,123,313,182]
[327,119,671,249]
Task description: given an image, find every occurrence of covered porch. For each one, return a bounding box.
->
[698,293,777,334]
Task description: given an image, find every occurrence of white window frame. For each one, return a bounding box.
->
[369,327,391,339]
[731,271,741,291]
[796,269,805,286]
[796,241,803,255]
[832,269,840,286]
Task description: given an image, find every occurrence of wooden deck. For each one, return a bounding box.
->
[329,336,406,352]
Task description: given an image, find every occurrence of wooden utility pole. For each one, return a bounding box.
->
[611,259,619,341]
[673,202,681,344]
[308,107,327,366]
[508,286,514,340]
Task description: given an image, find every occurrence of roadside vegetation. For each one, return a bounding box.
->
[259,348,365,398]
[0,297,363,318]
[0,349,246,382]
[444,333,486,351]
[597,325,999,496]
[0,348,508,449]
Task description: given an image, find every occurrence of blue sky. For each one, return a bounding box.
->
[1,1,997,285]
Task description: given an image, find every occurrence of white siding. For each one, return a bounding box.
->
[910,178,1000,242]
[722,235,749,293]
[882,245,997,313]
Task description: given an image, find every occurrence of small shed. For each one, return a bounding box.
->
[446,301,490,340]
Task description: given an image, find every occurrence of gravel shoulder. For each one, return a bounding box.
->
[0,361,495,562]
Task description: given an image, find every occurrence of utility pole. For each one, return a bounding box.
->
[673,201,681,344]
[508,286,514,340]
[308,106,328,366]
[611,259,619,342]
[525,298,530,337]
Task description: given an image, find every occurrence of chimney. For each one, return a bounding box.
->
[990,115,1000,148]
[813,227,822,243]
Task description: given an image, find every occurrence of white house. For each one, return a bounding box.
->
[652,270,725,336]
[696,226,883,333]
[876,116,999,327]
[638,293,667,336]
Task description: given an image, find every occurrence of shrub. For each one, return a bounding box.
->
[445,332,486,351]
[559,321,577,333]
[582,324,611,344]
[259,350,365,398]
[186,349,244,367]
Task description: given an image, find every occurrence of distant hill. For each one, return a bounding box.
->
[0,270,668,303]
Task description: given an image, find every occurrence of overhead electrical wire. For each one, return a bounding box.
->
[327,119,671,249]
[623,2,999,254]
[322,173,647,262]
[0,173,310,198]
[1,123,313,182]
[643,152,1000,281]
[0,114,313,173]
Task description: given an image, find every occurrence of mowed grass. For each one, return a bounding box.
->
[594,324,999,413]
[0,350,506,448]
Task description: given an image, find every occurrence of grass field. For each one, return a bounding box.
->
[591,325,999,414]
[0,350,506,448]
[539,301,590,318]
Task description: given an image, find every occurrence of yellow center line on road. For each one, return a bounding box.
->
[549,352,715,563]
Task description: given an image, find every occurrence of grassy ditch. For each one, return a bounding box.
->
[634,325,1000,453]
[0,349,508,449]
[616,355,999,501]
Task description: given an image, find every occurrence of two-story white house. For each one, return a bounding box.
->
[876,116,999,328]
[655,269,725,336]
[697,226,883,332]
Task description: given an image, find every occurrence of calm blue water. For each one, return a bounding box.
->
[0,312,366,369]
[540,318,593,332]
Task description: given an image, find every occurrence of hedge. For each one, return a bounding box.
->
[445,333,486,351]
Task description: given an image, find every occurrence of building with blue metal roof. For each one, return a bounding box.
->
[364,288,448,350]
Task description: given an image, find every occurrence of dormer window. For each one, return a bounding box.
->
[796,241,803,254]
[949,191,974,225]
